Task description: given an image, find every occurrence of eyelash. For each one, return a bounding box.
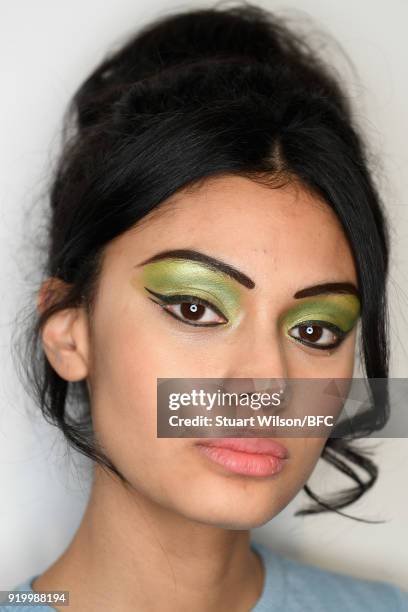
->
[145,288,348,350]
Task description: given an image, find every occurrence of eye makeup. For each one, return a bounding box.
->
[132,258,244,325]
[280,293,361,350]
[132,252,361,347]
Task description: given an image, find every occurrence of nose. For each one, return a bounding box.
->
[222,326,289,382]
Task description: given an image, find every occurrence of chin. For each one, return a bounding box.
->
[193,508,278,530]
[176,488,285,530]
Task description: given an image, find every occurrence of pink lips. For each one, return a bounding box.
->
[195,437,289,477]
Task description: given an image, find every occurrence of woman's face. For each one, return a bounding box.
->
[46,175,361,528]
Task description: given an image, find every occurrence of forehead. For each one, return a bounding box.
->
[109,174,358,284]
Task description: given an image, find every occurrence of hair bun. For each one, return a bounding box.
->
[72,5,311,129]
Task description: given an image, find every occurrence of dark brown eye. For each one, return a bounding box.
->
[288,322,342,349]
[180,302,206,321]
[298,324,323,343]
[162,300,227,325]
[144,288,228,327]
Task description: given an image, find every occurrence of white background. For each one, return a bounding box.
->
[1,0,407,592]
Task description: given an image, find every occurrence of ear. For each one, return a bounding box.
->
[37,278,91,382]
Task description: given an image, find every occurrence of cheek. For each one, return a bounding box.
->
[90,301,190,417]
[87,302,201,492]
[278,437,327,505]
[291,437,326,476]
[87,304,158,467]
[324,329,358,377]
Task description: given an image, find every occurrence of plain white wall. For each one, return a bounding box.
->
[1,0,407,592]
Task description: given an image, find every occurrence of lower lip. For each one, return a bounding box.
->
[195,444,287,477]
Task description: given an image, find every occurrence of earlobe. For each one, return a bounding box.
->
[38,280,91,382]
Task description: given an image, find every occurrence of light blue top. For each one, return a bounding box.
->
[1,540,407,611]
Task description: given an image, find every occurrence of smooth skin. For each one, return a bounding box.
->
[35,175,360,612]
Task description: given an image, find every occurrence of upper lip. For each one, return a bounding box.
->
[195,437,289,459]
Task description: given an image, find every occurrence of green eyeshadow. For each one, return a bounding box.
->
[280,294,361,334]
[132,258,243,323]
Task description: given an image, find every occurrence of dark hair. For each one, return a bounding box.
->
[14,1,390,521]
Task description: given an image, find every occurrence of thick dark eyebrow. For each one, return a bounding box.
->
[294,282,360,299]
[135,249,255,289]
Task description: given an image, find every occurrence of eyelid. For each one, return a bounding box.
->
[280,297,360,334]
[139,261,242,300]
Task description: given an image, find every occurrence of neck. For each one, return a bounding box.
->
[33,466,265,612]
